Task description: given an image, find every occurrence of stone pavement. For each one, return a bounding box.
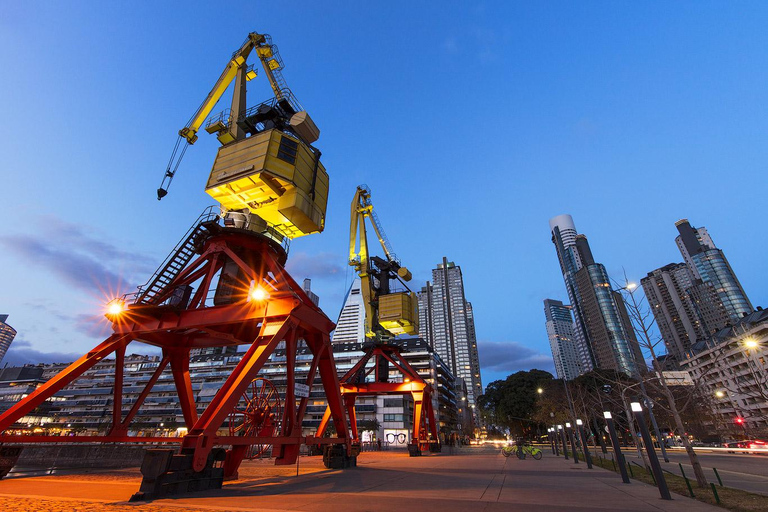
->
[0,444,719,511]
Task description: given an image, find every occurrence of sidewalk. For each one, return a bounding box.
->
[0,445,720,511]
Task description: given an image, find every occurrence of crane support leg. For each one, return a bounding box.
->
[0,334,132,432]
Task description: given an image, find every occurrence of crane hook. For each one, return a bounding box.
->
[157,137,189,200]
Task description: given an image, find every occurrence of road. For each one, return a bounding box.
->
[596,446,768,496]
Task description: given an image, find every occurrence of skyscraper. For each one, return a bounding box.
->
[549,215,593,372]
[0,315,17,365]
[641,263,730,363]
[572,235,646,376]
[549,215,646,376]
[675,219,752,322]
[331,278,366,349]
[418,258,483,411]
[641,263,705,362]
[543,299,582,380]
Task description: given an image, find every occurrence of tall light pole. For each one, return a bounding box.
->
[615,281,669,463]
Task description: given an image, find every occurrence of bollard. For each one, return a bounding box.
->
[713,467,723,487]
[679,463,695,498]
[710,483,721,504]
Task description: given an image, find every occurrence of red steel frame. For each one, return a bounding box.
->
[0,230,351,475]
[316,344,438,452]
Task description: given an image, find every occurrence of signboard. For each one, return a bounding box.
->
[294,383,310,398]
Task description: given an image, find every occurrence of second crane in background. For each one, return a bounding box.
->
[349,185,418,342]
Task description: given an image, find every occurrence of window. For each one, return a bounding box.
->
[277,136,299,164]
[383,399,402,407]
[383,414,405,422]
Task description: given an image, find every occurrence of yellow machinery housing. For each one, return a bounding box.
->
[206,129,329,239]
[378,292,417,336]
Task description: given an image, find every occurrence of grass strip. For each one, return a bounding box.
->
[590,453,768,512]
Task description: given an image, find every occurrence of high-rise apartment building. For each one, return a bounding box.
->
[641,264,706,362]
[675,219,752,322]
[0,315,17,364]
[549,216,646,377]
[572,235,646,376]
[549,215,593,372]
[418,258,483,412]
[543,299,582,380]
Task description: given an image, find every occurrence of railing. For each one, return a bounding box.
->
[126,206,289,305]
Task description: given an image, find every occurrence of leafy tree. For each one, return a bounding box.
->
[477,369,554,436]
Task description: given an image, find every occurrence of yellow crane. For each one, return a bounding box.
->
[349,185,417,340]
[158,32,327,240]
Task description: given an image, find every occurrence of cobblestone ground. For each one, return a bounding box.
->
[0,497,214,512]
[0,450,412,511]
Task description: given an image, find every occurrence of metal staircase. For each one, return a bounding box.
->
[134,207,220,305]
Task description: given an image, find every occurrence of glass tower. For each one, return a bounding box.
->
[0,315,17,365]
[543,299,582,380]
[675,219,752,322]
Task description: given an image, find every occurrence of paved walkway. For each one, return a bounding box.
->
[0,445,719,511]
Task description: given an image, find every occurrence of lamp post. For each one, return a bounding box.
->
[565,422,579,464]
[604,412,630,484]
[631,402,671,500]
[614,281,669,463]
[576,419,592,469]
[593,417,608,454]
[558,425,568,459]
[548,428,555,454]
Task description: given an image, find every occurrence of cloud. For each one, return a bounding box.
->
[2,337,81,366]
[0,217,155,295]
[478,340,554,374]
[286,252,345,281]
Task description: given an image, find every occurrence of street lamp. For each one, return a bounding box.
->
[557,424,569,459]
[537,388,543,395]
[631,402,671,500]
[576,419,592,468]
[603,411,630,484]
[565,422,579,464]
[614,280,669,463]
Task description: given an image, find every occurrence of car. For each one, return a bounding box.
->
[723,439,767,453]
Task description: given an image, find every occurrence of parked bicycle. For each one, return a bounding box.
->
[501,442,542,460]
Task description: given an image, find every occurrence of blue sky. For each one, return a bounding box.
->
[1,2,766,387]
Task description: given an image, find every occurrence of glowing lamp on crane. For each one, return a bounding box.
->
[105,298,126,319]
[248,281,269,302]
[735,417,745,425]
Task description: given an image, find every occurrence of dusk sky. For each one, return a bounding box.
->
[1,2,766,386]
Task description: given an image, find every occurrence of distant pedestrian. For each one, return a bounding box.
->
[377,438,382,451]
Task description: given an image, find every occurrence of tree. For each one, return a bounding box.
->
[619,277,709,488]
[477,370,554,436]
[358,419,381,439]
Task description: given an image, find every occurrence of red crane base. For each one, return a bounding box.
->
[316,343,439,455]
[0,226,353,496]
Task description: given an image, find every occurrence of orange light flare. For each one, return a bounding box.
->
[104,297,127,320]
[247,278,276,302]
